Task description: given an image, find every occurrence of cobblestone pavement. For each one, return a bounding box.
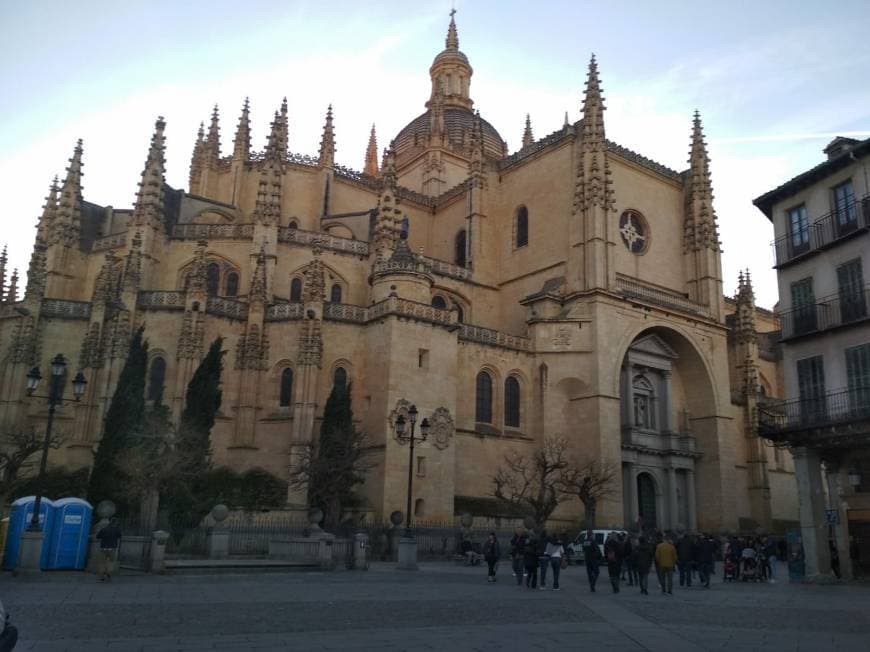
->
[2,562,869,651]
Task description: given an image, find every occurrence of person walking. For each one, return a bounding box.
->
[622,534,636,586]
[763,537,778,583]
[677,533,693,588]
[545,534,566,591]
[483,532,501,583]
[96,517,123,582]
[634,535,654,595]
[583,533,601,592]
[537,530,551,589]
[655,535,677,595]
[523,535,539,589]
[509,528,528,586]
[698,535,715,588]
[604,532,623,593]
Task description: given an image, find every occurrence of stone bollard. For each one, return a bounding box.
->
[206,504,230,559]
[317,532,336,570]
[353,532,369,570]
[150,530,170,573]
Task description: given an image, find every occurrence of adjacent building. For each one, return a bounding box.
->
[754,136,870,578]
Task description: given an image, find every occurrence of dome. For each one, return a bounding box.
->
[431,49,470,67]
[393,107,506,160]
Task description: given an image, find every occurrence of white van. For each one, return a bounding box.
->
[565,529,627,563]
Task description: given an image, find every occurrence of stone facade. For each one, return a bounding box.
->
[0,15,796,532]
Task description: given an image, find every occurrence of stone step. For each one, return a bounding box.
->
[163,558,321,574]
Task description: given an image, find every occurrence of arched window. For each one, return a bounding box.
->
[290,277,303,302]
[504,376,520,428]
[455,229,467,268]
[632,375,656,430]
[288,220,298,230]
[516,206,529,248]
[475,371,493,424]
[330,284,342,303]
[333,367,347,392]
[147,356,166,403]
[225,272,239,297]
[431,295,447,310]
[279,368,293,408]
[206,262,220,297]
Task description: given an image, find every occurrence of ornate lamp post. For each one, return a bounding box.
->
[24,354,87,530]
[393,404,430,569]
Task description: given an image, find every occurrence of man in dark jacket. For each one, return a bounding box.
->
[698,535,715,588]
[634,536,654,595]
[509,529,528,586]
[96,517,123,582]
[677,533,694,587]
[583,533,602,592]
[604,533,623,593]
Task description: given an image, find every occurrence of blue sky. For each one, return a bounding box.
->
[2,0,869,309]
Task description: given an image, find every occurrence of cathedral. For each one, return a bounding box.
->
[0,15,797,532]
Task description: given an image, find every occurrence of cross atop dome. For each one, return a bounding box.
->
[427,10,474,111]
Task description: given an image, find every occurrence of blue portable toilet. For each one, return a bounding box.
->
[46,498,93,570]
[2,496,56,570]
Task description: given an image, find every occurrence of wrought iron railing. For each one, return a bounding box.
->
[615,275,710,317]
[770,194,870,267]
[41,299,92,320]
[172,223,254,240]
[138,290,186,310]
[758,385,870,436]
[206,296,248,321]
[277,226,370,256]
[780,285,870,340]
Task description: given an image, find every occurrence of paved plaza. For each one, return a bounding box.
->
[2,562,869,651]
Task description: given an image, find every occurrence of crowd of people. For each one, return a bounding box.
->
[475,528,787,595]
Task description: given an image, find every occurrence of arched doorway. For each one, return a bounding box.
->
[637,473,657,529]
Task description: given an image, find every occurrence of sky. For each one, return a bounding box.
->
[1,0,869,310]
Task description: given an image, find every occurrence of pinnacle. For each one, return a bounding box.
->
[319,104,336,167]
[446,9,459,50]
[522,113,534,148]
[364,123,379,176]
[233,97,252,159]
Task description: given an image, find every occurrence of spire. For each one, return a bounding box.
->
[6,268,18,304]
[446,8,459,49]
[189,122,205,191]
[573,55,614,214]
[205,104,221,164]
[318,104,335,168]
[276,97,289,160]
[564,111,570,128]
[50,139,84,248]
[735,268,757,345]
[253,111,283,225]
[364,124,379,176]
[684,110,721,253]
[36,177,59,245]
[522,113,534,148]
[233,97,251,160]
[132,116,167,230]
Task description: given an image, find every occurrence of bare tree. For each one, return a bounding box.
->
[0,427,64,511]
[492,436,573,529]
[559,458,619,533]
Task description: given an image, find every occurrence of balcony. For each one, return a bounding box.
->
[615,275,711,318]
[757,385,870,447]
[779,285,870,340]
[771,194,870,267]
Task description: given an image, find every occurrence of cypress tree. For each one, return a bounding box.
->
[88,326,148,510]
[177,336,224,479]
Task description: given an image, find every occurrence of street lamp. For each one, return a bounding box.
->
[25,353,87,531]
[394,404,430,536]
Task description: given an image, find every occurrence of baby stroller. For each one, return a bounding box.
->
[722,557,738,581]
[740,557,760,582]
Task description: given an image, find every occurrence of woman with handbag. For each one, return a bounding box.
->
[545,534,567,591]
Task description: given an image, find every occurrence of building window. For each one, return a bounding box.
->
[330,284,342,303]
[833,180,857,234]
[431,295,447,310]
[455,229,467,268]
[837,258,866,323]
[515,206,529,248]
[619,209,649,254]
[504,376,520,428]
[206,263,221,297]
[290,277,302,302]
[414,498,425,517]
[454,304,464,323]
[787,204,810,255]
[333,367,348,392]
[475,371,493,424]
[632,375,656,430]
[790,278,817,335]
[279,368,294,408]
[147,356,166,403]
[797,356,825,422]
[846,343,870,413]
[417,456,426,477]
[225,272,239,297]
[418,349,429,369]
[288,220,298,229]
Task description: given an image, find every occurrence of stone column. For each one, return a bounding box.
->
[661,370,673,432]
[793,447,829,578]
[686,468,698,532]
[666,467,679,530]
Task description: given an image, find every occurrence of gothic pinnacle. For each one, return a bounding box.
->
[446,8,459,50]
[52,139,84,248]
[206,104,221,162]
[6,268,18,303]
[684,110,720,252]
[233,97,251,160]
[37,176,60,244]
[318,104,335,168]
[277,97,289,159]
[364,124,379,176]
[522,113,534,148]
[581,54,606,138]
[132,117,167,229]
